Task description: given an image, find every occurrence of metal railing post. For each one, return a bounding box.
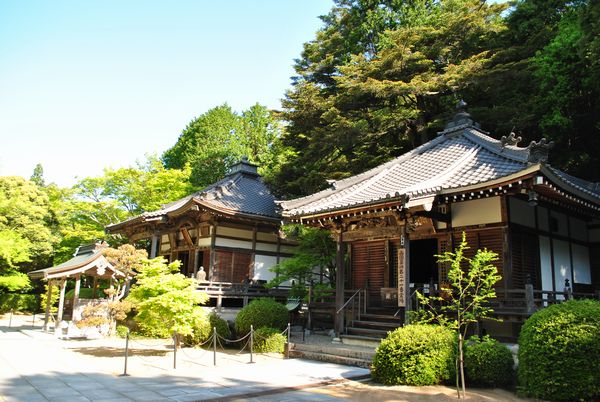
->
[250,325,254,363]
[173,332,177,369]
[8,309,13,328]
[213,326,217,366]
[121,329,130,376]
[286,323,291,359]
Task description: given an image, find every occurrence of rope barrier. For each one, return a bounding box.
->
[127,337,172,348]
[120,323,295,374]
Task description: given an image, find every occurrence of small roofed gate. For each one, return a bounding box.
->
[212,251,251,283]
[351,240,387,307]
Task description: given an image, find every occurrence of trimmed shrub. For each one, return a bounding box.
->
[253,326,286,353]
[0,293,39,313]
[518,299,600,401]
[235,298,288,336]
[208,312,231,340]
[184,312,231,346]
[371,324,456,385]
[464,335,514,388]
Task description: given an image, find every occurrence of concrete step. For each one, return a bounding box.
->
[289,349,372,369]
[351,320,400,330]
[289,342,375,361]
[346,327,390,338]
[340,334,382,348]
[360,313,403,324]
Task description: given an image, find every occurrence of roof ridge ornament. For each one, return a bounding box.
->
[501,131,522,147]
[527,138,554,164]
[442,100,480,132]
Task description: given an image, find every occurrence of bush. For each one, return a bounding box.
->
[464,335,514,388]
[235,298,288,336]
[371,324,456,385]
[0,293,39,313]
[184,312,232,346]
[209,312,231,340]
[518,299,600,401]
[116,325,129,338]
[253,326,286,353]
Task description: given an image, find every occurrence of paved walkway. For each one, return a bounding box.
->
[0,314,369,402]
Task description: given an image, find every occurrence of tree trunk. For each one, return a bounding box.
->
[459,333,466,399]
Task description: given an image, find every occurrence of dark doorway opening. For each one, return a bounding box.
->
[409,239,438,286]
[177,251,190,277]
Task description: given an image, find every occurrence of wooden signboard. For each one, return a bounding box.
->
[397,248,406,307]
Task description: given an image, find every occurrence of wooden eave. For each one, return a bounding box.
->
[286,195,408,226]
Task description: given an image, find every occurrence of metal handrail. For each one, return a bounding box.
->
[336,288,362,315]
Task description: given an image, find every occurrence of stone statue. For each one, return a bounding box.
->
[196,266,207,283]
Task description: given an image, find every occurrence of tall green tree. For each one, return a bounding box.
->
[273,0,507,197]
[0,176,57,291]
[30,164,45,187]
[162,103,281,188]
[50,156,194,263]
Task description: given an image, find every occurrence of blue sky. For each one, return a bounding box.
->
[0,1,332,187]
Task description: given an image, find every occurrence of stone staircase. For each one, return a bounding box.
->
[289,340,375,369]
[341,308,403,347]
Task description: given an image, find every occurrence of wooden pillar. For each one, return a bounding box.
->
[43,281,53,332]
[250,226,257,280]
[92,277,98,298]
[209,222,217,281]
[402,227,410,324]
[150,234,159,258]
[73,275,81,321]
[55,279,67,331]
[334,229,345,337]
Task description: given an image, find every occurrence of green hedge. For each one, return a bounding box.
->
[235,298,288,336]
[208,312,231,340]
[518,299,600,401]
[0,293,39,313]
[253,326,286,353]
[464,335,514,388]
[371,324,456,385]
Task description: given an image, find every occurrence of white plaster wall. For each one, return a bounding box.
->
[253,254,278,281]
[452,197,502,228]
[256,242,278,252]
[572,243,592,284]
[256,232,278,242]
[553,239,572,297]
[539,236,554,291]
[216,226,253,239]
[197,237,211,247]
[214,237,253,249]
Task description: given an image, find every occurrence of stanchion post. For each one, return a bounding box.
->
[286,322,291,359]
[8,309,13,328]
[121,329,130,376]
[173,332,177,370]
[32,312,36,328]
[213,326,217,366]
[250,325,254,364]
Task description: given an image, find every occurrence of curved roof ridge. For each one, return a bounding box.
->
[463,128,529,164]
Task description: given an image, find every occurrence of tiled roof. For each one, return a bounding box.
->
[28,242,119,280]
[106,159,279,231]
[281,120,600,217]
